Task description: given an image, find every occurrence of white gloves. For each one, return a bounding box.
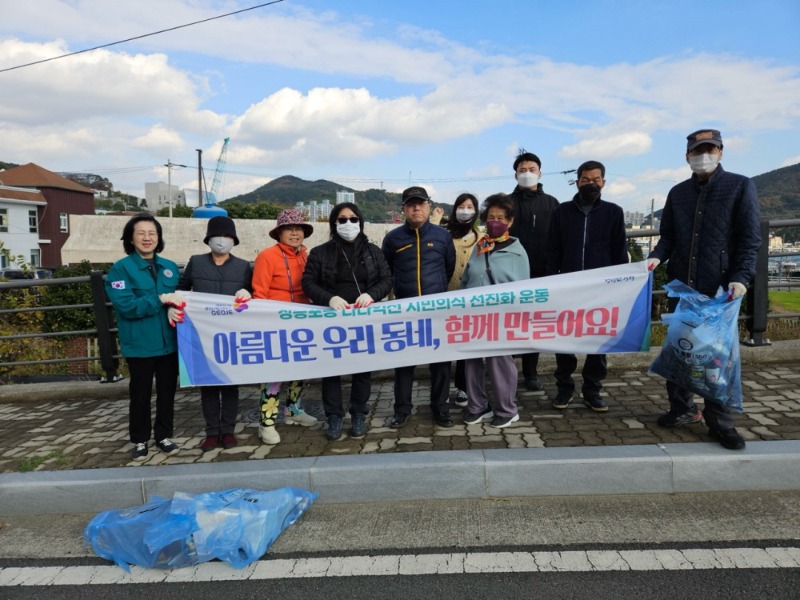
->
[235,289,252,302]
[329,296,348,310]
[159,292,186,308]
[354,293,374,308]
[167,306,184,327]
[646,258,660,271]
[728,282,747,299]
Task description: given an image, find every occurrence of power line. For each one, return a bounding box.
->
[0,1,284,74]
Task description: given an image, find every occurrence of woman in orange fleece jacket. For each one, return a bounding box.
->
[252,209,317,445]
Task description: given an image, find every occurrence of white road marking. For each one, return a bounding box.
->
[1,547,799,586]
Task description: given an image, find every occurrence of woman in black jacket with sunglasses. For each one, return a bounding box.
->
[302,202,393,442]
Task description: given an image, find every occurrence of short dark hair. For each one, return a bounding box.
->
[513,150,541,171]
[121,215,164,255]
[328,202,364,240]
[480,193,515,222]
[577,160,606,180]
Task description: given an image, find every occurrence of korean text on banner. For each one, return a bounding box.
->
[177,261,651,387]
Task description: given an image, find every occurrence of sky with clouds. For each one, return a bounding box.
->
[1,0,798,216]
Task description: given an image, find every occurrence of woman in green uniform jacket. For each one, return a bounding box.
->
[105,215,183,461]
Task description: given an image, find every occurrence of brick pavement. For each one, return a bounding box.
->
[1,361,798,474]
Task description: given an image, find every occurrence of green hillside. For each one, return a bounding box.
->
[751,162,800,220]
[222,175,445,223]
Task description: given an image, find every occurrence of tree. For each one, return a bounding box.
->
[156,204,193,218]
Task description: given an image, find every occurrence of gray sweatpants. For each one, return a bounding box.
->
[464,355,519,418]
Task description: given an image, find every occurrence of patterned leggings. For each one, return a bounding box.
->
[260,380,305,426]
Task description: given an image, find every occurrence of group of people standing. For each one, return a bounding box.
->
[105,127,760,461]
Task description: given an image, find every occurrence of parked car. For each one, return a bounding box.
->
[0,269,34,280]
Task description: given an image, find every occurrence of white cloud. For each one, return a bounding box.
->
[133,125,184,153]
[780,155,800,168]
[560,132,653,159]
[605,180,637,197]
[1,2,799,204]
[231,86,512,166]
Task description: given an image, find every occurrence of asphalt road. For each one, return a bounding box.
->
[2,491,799,598]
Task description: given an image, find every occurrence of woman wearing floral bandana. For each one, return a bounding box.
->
[459,194,529,429]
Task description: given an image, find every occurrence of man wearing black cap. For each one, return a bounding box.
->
[382,186,456,428]
[178,216,253,451]
[647,129,761,450]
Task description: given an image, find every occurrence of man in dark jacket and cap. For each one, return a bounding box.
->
[647,129,761,451]
[381,186,456,429]
[546,160,628,413]
[508,150,560,392]
[178,215,253,452]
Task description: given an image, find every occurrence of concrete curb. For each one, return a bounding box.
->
[2,441,799,516]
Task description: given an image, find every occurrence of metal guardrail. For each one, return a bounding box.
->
[0,272,121,382]
[0,218,798,379]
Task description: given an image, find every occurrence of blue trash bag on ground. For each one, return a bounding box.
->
[649,280,744,413]
[84,487,317,571]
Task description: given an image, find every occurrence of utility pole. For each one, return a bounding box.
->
[196,149,203,207]
[164,159,187,218]
[649,198,655,254]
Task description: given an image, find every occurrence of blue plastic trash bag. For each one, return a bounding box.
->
[85,487,317,571]
[649,280,744,412]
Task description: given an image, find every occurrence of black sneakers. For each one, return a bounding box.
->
[326,415,343,441]
[490,413,520,429]
[350,414,367,439]
[583,395,608,412]
[463,408,494,425]
[156,438,179,453]
[709,428,746,450]
[388,413,410,429]
[657,408,703,428]
[552,391,573,409]
[131,442,147,461]
[433,411,454,428]
[525,376,544,392]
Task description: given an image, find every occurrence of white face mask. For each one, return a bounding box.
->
[517,171,539,189]
[688,153,719,176]
[208,236,234,255]
[336,221,360,242]
[455,209,476,223]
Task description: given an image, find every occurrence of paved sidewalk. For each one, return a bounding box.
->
[1,342,799,515]
[1,350,799,473]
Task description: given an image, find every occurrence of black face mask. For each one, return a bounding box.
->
[577,183,601,204]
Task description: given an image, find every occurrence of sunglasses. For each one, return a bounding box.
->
[337,217,360,224]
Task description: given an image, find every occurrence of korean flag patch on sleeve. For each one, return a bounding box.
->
[110,280,126,290]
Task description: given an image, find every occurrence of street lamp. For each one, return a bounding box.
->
[164,159,187,218]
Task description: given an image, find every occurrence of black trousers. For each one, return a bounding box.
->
[454,359,466,391]
[394,361,451,416]
[521,352,540,380]
[666,380,736,431]
[554,353,607,397]
[322,372,372,418]
[126,353,178,444]
[200,385,239,437]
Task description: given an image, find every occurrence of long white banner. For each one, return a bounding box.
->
[177,261,652,387]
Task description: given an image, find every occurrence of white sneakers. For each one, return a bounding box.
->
[259,425,280,445]
[283,407,318,427]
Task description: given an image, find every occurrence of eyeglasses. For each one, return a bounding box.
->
[337,217,360,224]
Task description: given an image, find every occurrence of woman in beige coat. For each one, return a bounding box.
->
[445,193,482,406]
